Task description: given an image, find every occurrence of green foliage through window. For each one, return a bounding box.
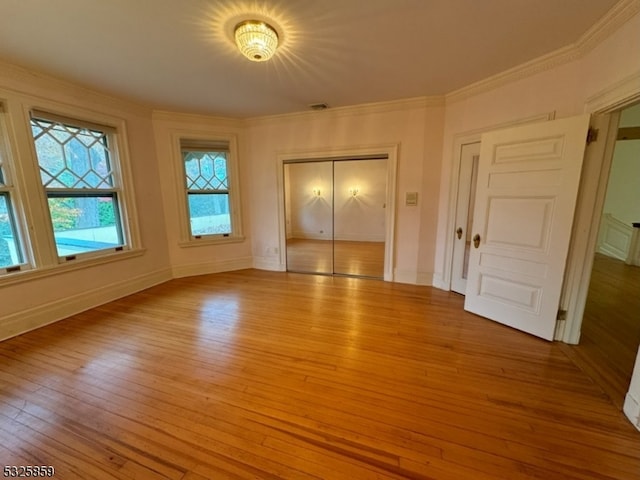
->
[31,114,124,257]
[182,147,233,237]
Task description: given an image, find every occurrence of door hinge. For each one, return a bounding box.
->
[557,309,568,320]
[586,127,599,145]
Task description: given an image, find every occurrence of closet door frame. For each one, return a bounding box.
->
[277,145,398,281]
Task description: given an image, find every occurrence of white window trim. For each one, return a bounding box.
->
[20,101,143,267]
[170,131,244,246]
[0,101,32,275]
[0,96,146,284]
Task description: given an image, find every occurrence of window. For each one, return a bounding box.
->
[30,112,126,259]
[0,140,25,272]
[180,139,240,240]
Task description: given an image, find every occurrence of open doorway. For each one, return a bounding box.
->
[561,102,640,409]
[444,106,638,401]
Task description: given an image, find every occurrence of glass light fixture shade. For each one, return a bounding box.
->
[234,21,279,62]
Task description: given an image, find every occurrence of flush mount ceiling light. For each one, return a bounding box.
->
[234,20,279,62]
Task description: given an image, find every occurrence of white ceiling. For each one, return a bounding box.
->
[0,0,620,118]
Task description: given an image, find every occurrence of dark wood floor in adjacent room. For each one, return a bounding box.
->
[1,269,638,479]
[560,253,640,410]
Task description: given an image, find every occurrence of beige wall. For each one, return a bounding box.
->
[603,140,640,225]
[604,104,640,226]
[333,159,387,242]
[244,102,445,284]
[0,62,171,338]
[151,111,253,277]
[285,161,334,240]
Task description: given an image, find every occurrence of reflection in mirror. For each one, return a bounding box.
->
[333,159,386,278]
[284,161,333,274]
[284,158,387,279]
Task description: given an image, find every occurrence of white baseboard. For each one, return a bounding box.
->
[416,271,433,286]
[291,231,332,241]
[333,233,386,242]
[253,256,286,271]
[627,226,640,266]
[597,213,632,261]
[290,232,385,242]
[172,256,253,278]
[393,269,414,284]
[431,273,448,290]
[0,268,172,342]
[624,392,640,432]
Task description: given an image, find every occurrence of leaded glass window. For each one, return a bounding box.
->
[181,142,232,237]
[30,112,125,258]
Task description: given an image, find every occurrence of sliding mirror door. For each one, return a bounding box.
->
[284,161,333,274]
[333,159,386,278]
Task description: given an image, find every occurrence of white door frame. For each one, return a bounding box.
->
[276,144,398,282]
[559,72,640,343]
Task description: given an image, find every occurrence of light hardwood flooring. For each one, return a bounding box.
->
[286,239,385,278]
[1,269,639,479]
[560,253,640,410]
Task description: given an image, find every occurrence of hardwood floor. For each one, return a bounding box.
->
[560,253,640,409]
[286,239,385,278]
[1,269,639,479]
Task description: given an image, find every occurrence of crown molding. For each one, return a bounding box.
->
[446,0,640,105]
[0,57,153,117]
[243,95,445,127]
[584,69,640,113]
[577,0,640,55]
[445,44,580,105]
[152,109,244,128]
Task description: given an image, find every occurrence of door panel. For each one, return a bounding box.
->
[334,159,386,278]
[284,161,333,274]
[464,114,590,340]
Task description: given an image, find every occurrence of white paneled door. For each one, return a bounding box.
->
[464,115,591,340]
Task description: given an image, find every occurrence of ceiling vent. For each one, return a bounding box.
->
[309,103,329,111]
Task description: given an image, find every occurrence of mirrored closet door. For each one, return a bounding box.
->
[284,157,387,279]
[284,161,334,274]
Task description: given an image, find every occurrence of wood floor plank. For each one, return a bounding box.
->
[0,269,638,479]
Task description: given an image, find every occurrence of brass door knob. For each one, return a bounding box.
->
[473,234,481,248]
[456,227,463,240]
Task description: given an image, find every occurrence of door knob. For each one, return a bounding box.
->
[473,234,481,248]
[456,227,463,240]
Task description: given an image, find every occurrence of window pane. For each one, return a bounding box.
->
[47,196,123,256]
[183,151,228,190]
[0,194,23,268]
[31,118,114,189]
[188,193,231,235]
